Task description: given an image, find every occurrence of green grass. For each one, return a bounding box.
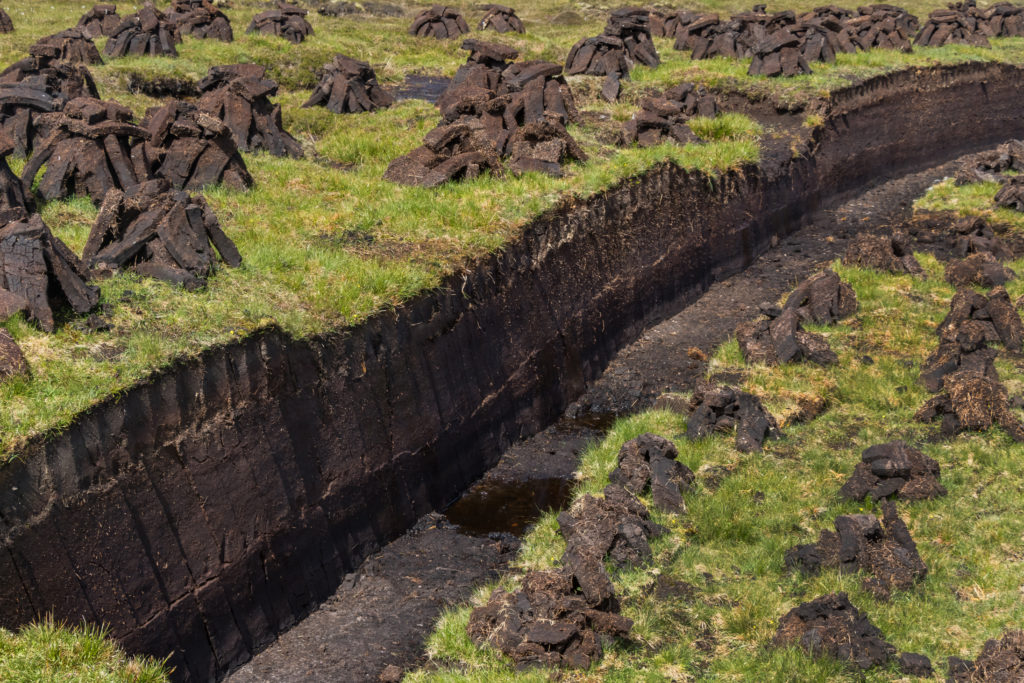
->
[0,618,168,682]
[409,182,1024,681]
[0,1,1021,457]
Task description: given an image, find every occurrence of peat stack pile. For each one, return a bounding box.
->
[669,12,721,52]
[938,286,1023,351]
[0,208,99,332]
[302,54,393,114]
[735,307,838,366]
[686,382,781,452]
[104,3,181,58]
[683,9,797,61]
[437,39,520,110]
[920,316,999,391]
[843,4,918,51]
[608,433,694,513]
[134,100,253,191]
[792,17,859,62]
[247,3,313,43]
[915,3,990,47]
[948,216,1012,261]
[77,4,122,39]
[843,230,923,274]
[0,132,31,213]
[621,82,717,146]
[565,7,659,101]
[408,5,470,39]
[774,594,896,669]
[955,139,1024,184]
[29,28,103,65]
[995,176,1024,212]
[198,64,303,157]
[0,8,12,33]
[839,441,947,502]
[783,269,858,324]
[166,0,234,42]
[748,28,814,76]
[785,502,927,599]
[0,79,68,156]
[978,1,1024,36]
[944,251,1015,287]
[915,368,1024,440]
[84,179,241,289]
[478,4,524,33]
[949,630,1024,681]
[21,97,149,203]
[0,55,99,101]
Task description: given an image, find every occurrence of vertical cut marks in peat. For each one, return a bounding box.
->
[198,64,302,157]
[21,97,149,203]
[103,2,181,58]
[246,3,313,44]
[135,99,253,191]
[302,55,394,114]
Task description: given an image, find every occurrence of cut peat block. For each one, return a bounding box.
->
[29,28,103,65]
[302,55,394,115]
[166,0,233,42]
[0,55,99,101]
[844,4,919,51]
[84,179,241,290]
[103,2,181,58]
[408,5,470,39]
[773,593,896,670]
[134,99,253,191]
[478,4,524,33]
[0,78,68,157]
[621,82,718,146]
[198,64,302,157]
[0,131,31,213]
[77,4,122,39]
[566,7,659,101]
[0,208,99,332]
[915,3,991,47]
[246,3,313,44]
[21,97,149,204]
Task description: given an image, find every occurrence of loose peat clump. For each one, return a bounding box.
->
[478,4,524,33]
[842,230,923,274]
[735,307,838,366]
[995,176,1024,212]
[166,0,233,42]
[938,286,1023,351]
[21,97,149,203]
[839,441,946,502]
[302,55,394,115]
[134,100,253,191]
[915,368,1024,441]
[84,179,241,289]
[949,630,1024,681]
[773,593,896,669]
[687,382,782,452]
[0,209,99,332]
[103,3,181,58]
[198,64,303,157]
[621,82,718,147]
[77,4,122,39]
[407,5,469,39]
[608,433,694,513]
[247,3,313,44]
[955,139,1024,184]
[944,251,1015,288]
[29,28,103,65]
[782,268,858,324]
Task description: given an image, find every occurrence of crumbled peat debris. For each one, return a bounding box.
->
[408,5,469,40]
[103,2,181,58]
[839,440,947,502]
[0,7,12,33]
[0,132,31,213]
[29,28,103,66]
[686,381,782,452]
[198,64,303,157]
[478,4,524,33]
[165,0,233,42]
[0,328,28,381]
[773,592,896,669]
[246,2,313,44]
[842,230,923,274]
[302,55,394,115]
[995,176,1024,213]
[0,208,99,332]
[949,630,1024,681]
[945,252,1016,288]
[608,433,694,513]
[938,286,1024,352]
[467,484,663,669]
[899,651,935,677]
[84,179,241,290]
[621,82,717,147]
[77,4,122,39]
[20,97,149,204]
[915,1,992,47]
[565,7,659,102]
[956,139,1024,184]
[134,99,253,192]
[783,268,858,324]
[915,368,1024,441]
[785,501,927,600]
[735,307,838,366]
[921,318,1000,392]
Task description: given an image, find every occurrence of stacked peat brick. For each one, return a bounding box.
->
[915,1,992,46]
[29,28,103,65]
[247,3,313,43]
[302,55,394,114]
[565,7,660,101]
[77,4,122,38]
[408,5,470,39]
[478,4,524,33]
[103,3,181,58]
[621,83,718,146]
[166,0,234,42]
[0,8,12,33]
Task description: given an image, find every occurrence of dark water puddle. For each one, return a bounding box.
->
[444,476,575,537]
[392,75,450,104]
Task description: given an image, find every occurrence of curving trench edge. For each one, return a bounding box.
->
[0,61,1022,682]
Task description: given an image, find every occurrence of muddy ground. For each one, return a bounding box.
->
[225,151,976,682]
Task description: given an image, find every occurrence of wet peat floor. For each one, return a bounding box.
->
[226,157,971,682]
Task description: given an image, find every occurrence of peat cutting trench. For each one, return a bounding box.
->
[0,62,1023,682]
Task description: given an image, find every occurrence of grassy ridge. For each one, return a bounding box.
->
[410,182,1024,681]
